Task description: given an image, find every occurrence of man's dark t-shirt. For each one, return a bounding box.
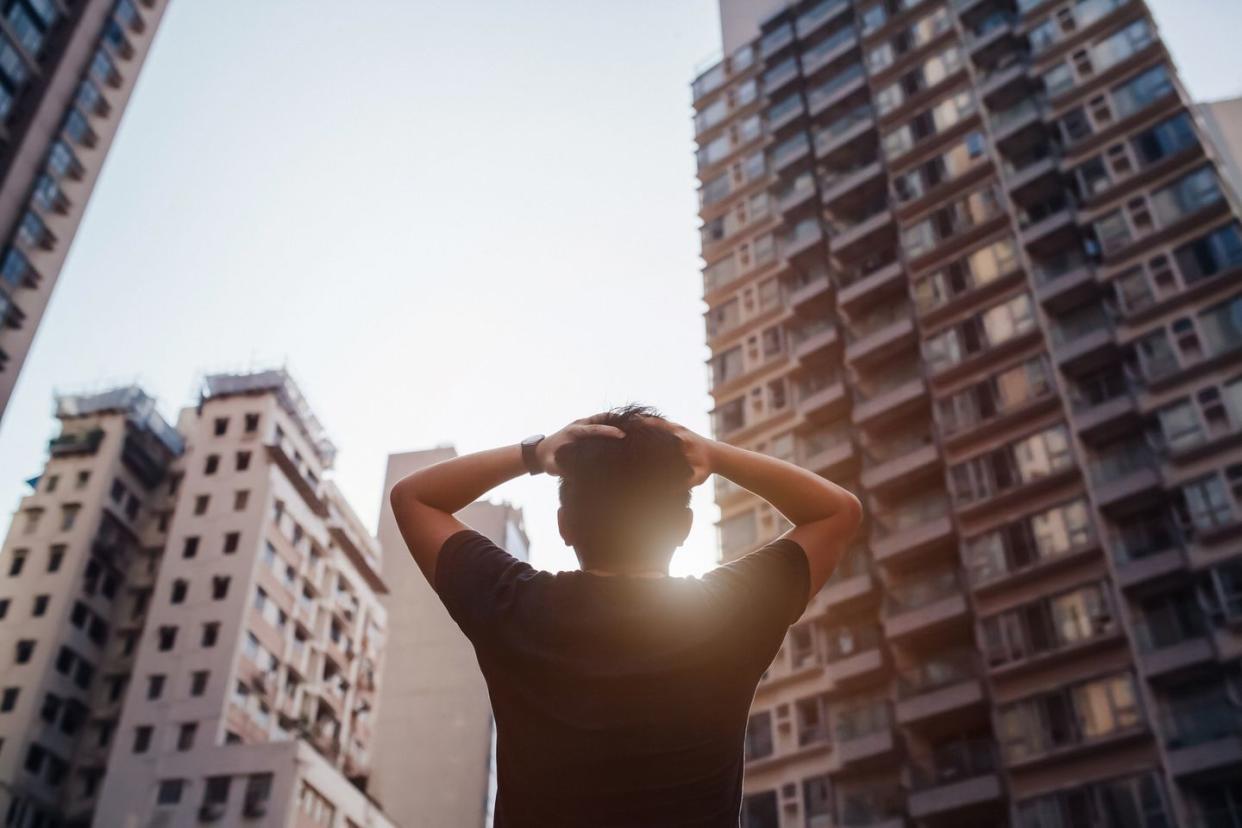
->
[433,529,811,828]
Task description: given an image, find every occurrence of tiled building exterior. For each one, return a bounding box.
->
[0,370,397,828]
[693,0,1242,825]
[0,0,168,423]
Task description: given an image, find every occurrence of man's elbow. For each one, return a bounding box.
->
[838,492,864,540]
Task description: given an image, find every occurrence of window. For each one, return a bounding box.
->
[191,670,209,697]
[182,536,200,559]
[1018,771,1170,827]
[75,470,90,489]
[204,454,220,475]
[204,775,231,807]
[193,495,209,516]
[32,594,48,617]
[8,548,26,576]
[59,504,80,531]
[156,778,184,805]
[244,413,260,433]
[745,711,775,761]
[224,532,240,554]
[157,626,177,652]
[170,579,188,604]
[177,722,196,751]
[0,598,8,618]
[212,576,230,600]
[1179,473,1234,532]
[132,725,152,754]
[1176,223,1242,285]
[44,474,58,493]
[15,639,34,663]
[1,687,17,712]
[236,451,251,471]
[234,490,249,511]
[47,545,64,572]
[39,693,59,722]
[110,479,126,504]
[213,417,229,436]
[22,508,42,534]
[201,622,219,648]
[147,674,165,700]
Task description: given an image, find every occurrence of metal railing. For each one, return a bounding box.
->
[909,740,996,790]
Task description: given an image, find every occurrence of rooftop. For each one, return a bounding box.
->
[200,368,336,467]
[54,385,184,455]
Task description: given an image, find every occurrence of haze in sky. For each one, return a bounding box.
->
[0,0,1239,577]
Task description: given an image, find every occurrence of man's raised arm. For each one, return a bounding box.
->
[388,417,624,582]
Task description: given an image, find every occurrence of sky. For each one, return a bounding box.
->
[0,0,1240,578]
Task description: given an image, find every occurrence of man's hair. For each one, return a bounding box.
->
[556,404,693,569]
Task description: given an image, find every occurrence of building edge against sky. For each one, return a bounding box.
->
[371,448,527,828]
[0,0,168,425]
[0,368,399,828]
[694,0,1242,826]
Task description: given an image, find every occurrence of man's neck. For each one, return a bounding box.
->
[584,567,668,578]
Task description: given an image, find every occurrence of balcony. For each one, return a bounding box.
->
[836,705,898,768]
[798,0,850,38]
[767,93,806,132]
[908,740,1002,819]
[1069,370,1140,440]
[780,218,824,260]
[839,789,906,828]
[837,259,902,313]
[776,172,817,214]
[1005,151,1060,203]
[896,652,985,727]
[266,441,328,516]
[844,307,915,368]
[791,319,839,362]
[989,97,1044,146]
[801,28,858,76]
[771,132,812,174]
[861,435,940,495]
[966,13,1017,55]
[852,369,927,428]
[829,208,893,258]
[799,427,857,477]
[807,63,866,117]
[797,373,848,422]
[872,496,955,569]
[815,103,875,159]
[1134,608,1214,679]
[821,160,884,208]
[1050,303,1115,373]
[1089,446,1162,511]
[1113,517,1187,589]
[978,54,1029,101]
[884,571,969,643]
[1164,698,1242,777]
[825,625,886,691]
[814,556,878,616]
[49,428,105,457]
[787,269,832,308]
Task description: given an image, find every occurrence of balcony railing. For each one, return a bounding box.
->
[815,103,873,153]
[771,133,810,167]
[1051,304,1111,347]
[1134,603,1206,653]
[807,62,865,111]
[1164,694,1242,749]
[864,430,934,465]
[888,569,960,613]
[846,302,911,342]
[825,624,882,662]
[840,789,905,828]
[855,364,922,403]
[796,371,841,402]
[872,493,949,539]
[909,739,996,791]
[799,424,851,459]
[1031,250,1089,285]
[801,26,856,71]
[1089,443,1157,487]
[1071,371,1134,411]
[989,97,1043,133]
[897,650,978,698]
[1114,515,1183,564]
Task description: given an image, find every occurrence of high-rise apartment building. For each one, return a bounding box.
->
[693,0,1242,825]
[0,0,168,424]
[0,370,397,828]
[372,448,529,828]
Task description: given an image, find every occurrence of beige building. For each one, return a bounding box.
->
[0,0,169,424]
[371,448,528,828]
[1198,96,1242,203]
[694,0,1242,825]
[0,370,398,828]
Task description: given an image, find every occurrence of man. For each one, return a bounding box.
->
[389,405,862,827]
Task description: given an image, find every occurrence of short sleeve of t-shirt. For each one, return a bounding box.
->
[433,529,535,642]
[700,538,811,668]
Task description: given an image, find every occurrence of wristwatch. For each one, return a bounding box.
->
[520,434,546,475]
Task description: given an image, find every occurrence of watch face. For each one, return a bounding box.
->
[522,434,544,448]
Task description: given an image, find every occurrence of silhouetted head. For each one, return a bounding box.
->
[556,404,693,574]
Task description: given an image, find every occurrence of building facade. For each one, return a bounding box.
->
[0,370,397,828]
[372,448,529,828]
[693,0,1242,825]
[0,0,169,424]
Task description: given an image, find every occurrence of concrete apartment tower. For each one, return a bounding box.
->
[693,0,1242,825]
[0,0,168,424]
[372,448,529,828]
[0,370,398,828]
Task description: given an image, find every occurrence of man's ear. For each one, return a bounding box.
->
[557,507,576,546]
[672,506,693,548]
